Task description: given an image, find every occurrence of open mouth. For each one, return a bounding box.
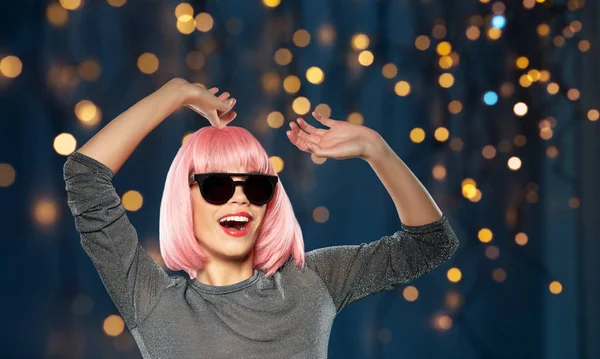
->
[219,220,248,231]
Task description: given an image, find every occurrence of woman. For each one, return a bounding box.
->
[63,78,459,358]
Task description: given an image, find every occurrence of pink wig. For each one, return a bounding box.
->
[159,125,305,279]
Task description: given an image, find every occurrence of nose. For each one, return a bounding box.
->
[229,178,249,205]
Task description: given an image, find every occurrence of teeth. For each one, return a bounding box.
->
[219,216,250,223]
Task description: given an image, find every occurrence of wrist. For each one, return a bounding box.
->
[362,132,390,163]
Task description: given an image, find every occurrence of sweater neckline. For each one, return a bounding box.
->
[188,269,260,294]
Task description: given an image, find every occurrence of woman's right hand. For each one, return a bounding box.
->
[172,78,238,128]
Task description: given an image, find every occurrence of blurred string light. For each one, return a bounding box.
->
[1,0,586,350]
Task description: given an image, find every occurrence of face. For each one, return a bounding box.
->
[190,168,268,263]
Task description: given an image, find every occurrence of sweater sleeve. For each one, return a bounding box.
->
[305,215,459,314]
[63,151,172,330]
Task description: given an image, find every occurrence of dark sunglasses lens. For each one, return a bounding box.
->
[202,176,233,204]
[245,177,274,205]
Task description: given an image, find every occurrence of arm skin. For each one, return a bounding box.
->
[363,134,443,227]
[76,78,233,175]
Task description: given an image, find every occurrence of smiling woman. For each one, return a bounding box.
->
[159,125,305,282]
[64,78,458,358]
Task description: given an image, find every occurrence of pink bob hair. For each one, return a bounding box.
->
[159,125,306,279]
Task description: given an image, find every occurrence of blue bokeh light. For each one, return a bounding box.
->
[492,15,506,29]
[484,91,499,105]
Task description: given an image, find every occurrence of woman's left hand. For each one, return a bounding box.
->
[286,111,383,161]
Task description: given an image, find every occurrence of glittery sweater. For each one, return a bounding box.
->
[63,151,459,359]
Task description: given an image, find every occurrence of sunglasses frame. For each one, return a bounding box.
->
[189,172,279,205]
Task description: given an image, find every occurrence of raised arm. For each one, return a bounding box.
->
[64,79,235,329]
[76,78,235,174]
[288,112,459,313]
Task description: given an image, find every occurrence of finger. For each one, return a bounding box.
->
[208,87,219,94]
[296,117,326,136]
[220,111,237,125]
[286,125,312,152]
[218,98,236,117]
[217,92,230,101]
[312,111,335,127]
[289,121,319,144]
[206,109,221,128]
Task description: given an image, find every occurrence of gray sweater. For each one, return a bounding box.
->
[63,151,459,359]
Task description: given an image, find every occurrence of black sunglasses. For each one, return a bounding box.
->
[189,173,279,205]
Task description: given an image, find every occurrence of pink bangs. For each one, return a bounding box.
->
[159,126,306,279]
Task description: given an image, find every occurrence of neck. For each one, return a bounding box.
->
[195,256,255,287]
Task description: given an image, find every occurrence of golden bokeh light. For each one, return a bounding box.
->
[78,59,101,81]
[415,35,431,50]
[547,82,560,95]
[403,286,419,302]
[447,267,462,283]
[578,40,591,52]
[439,73,455,88]
[54,133,77,156]
[34,198,59,226]
[352,33,370,50]
[306,66,324,84]
[516,56,529,69]
[263,0,281,8]
[175,3,194,20]
[587,109,599,121]
[261,71,280,93]
[283,75,301,94]
[537,23,550,36]
[292,97,311,115]
[269,156,284,173]
[493,268,506,282]
[267,111,284,129]
[410,128,425,143]
[103,315,125,337]
[549,281,562,294]
[515,232,528,246]
[439,55,453,69]
[47,3,69,27]
[508,156,522,170]
[60,0,82,11]
[0,163,16,187]
[313,206,329,223]
[482,145,497,159]
[0,56,23,78]
[347,112,364,125]
[436,41,452,56]
[195,13,214,32]
[485,245,500,260]
[488,27,502,40]
[478,228,493,243]
[432,164,447,181]
[466,26,480,40]
[317,24,336,46]
[314,104,331,117]
[358,50,374,66]
[513,102,528,116]
[394,81,411,96]
[107,0,127,7]
[177,17,196,34]
[137,53,159,74]
[434,127,450,142]
[448,100,462,114]
[293,29,311,47]
[274,48,293,66]
[433,314,453,331]
[382,63,397,79]
[432,24,447,39]
[122,190,143,212]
